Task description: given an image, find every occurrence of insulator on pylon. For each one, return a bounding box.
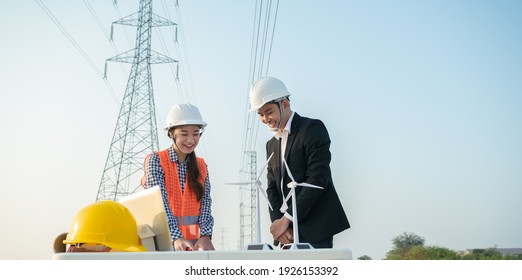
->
[110,24,114,41]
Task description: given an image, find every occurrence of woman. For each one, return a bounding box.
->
[142,103,215,251]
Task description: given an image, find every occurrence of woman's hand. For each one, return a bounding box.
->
[173,238,194,251]
[194,235,215,251]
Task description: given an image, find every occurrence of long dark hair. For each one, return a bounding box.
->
[187,151,204,201]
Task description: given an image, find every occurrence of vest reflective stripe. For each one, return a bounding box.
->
[176,215,199,225]
[157,149,207,241]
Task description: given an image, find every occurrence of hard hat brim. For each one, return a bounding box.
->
[248,94,290,113]
[164,120,208,130]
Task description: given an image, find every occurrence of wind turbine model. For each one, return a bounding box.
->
[225,152,274,250]
[280,157,324,250]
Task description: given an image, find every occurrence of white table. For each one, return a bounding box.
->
[53,248,352,260]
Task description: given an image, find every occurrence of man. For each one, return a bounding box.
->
[249,76,350,249]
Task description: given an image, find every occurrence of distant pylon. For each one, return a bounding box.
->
[247,151,257,244]
[238,151,257,248]
[96,0,178,201]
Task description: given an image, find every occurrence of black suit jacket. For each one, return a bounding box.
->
[266,113,350,244]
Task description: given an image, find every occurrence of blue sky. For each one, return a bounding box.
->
[0,0,521,260]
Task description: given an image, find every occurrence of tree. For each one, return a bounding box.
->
[357,255,372,260]
[385,232,461,260]
[406,246,460,260]
[392,232,425,252]
[386,232,426,258]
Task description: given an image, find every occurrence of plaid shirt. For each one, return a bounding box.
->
[144,146,214,241]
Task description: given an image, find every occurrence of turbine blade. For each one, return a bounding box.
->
[258,187,273,211]
[224,182,253,186]
[279,204,287,213]
[298,182,324,189]
[282,158,296,183]
[256,152,274,181]
[279,191,292,213]
[283,191,292,204]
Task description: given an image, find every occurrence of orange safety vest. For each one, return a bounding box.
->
[142,149,207,241]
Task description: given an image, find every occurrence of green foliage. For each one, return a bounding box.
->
[383,232,521,260]
[385,232,427,259]
[385,251,404,260]
[386,245,459,260]
[424,246,461,260]
[407,246,461,260]
[357,255,372,260]
[503,254,522,260]
[462,249,503,260]
[391,232,425,252]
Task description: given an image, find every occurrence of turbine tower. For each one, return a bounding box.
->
[96,0,177,201]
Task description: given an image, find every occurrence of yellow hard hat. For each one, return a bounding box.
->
[64,200,147,252]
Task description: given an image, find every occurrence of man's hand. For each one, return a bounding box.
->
[270,216,291,241]
[277,227,293,245]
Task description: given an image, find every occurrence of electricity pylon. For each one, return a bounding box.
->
[96,0,177,201]
[238,151,257,248]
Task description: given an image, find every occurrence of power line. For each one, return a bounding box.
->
[36,0,120,105]
[83,0,130,80]
[112,0,135,47]
[264,0,279,76]
[236,0,281,249]
[174,2,198,105]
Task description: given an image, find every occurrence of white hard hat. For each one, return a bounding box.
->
[164,103,207,133]
[249,76,291,111]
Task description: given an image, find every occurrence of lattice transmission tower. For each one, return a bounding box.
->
[238,151,257,248]
[96,0,178,201]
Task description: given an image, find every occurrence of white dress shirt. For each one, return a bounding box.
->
[274,111,295,221]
